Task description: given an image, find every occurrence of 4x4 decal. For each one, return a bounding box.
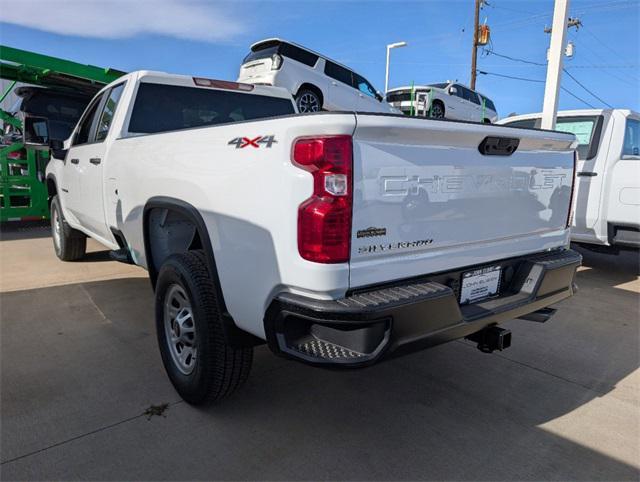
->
[228,135,277,149]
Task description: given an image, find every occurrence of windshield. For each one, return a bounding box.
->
[428,83,449,89]
[556,116,601,160]
[502,115,602,160]
[21,92,90,141]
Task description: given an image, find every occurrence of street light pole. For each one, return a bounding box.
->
[385,41,407,93]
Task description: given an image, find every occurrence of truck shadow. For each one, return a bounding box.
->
[1,227,637,479]
[0,220,51,241]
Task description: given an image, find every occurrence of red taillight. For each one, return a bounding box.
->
[293,135,353,263]
[7,148,26,160]
[567,150,578,228]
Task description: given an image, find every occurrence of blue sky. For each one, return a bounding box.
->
[1,0,638,117]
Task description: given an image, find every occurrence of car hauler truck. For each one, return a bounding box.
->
[0,45,124,221]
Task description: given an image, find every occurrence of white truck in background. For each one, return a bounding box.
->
[46,70,581,405]
[500,109,640,251]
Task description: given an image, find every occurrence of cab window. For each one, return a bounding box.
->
[72,93,105,146]
[622,118,640,158]
[95,83,125,142]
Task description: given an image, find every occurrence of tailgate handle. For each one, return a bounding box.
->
[478,136,519,156]
[577,171,597,177]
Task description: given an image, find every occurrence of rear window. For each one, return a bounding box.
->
[20,92,90,141]
[428,83,449,89]
[502,118,539,129]
[243,42,279,63]
[243,41,318,67]
[128,83,295,134]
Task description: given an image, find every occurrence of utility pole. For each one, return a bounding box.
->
[541,0,570,130]
[470,0,481,90]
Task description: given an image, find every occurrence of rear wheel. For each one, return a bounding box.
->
[295,89,322,113]
[50,195,86,261]
[430,101,445,119]
[155,250,253,405]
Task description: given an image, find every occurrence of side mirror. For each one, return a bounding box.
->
[448,86,458,95]
[23,116,50,149]
[49,138,67,160]
[376,91,384,102]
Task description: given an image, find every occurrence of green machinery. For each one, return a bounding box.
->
[0,45,125,222]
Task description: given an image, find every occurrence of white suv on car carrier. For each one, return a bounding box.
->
[238,38,398,115]
[386,82,498,123]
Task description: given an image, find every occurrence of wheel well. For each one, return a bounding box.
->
[143,198,264,348]
[483,118,492,124]
[145,207,202,278]
[432,99,444,109]
[296,83,324,106]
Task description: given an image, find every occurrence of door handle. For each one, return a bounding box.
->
[331,81,338,86]
[577,171,597,177]
[70,158,79,165]
[89,158,102,165]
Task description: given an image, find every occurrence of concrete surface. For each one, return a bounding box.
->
[1,223,639,481]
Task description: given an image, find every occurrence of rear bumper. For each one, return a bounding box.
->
[264,248,581,366]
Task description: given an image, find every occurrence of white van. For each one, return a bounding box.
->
[237,38,398,115]
[500,109,640,250]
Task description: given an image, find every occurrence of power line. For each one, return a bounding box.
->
[483,48,626,103]
[483,49,546,66]
[477,70,597,108]
[477,70,544,83]
[563,68,614,107]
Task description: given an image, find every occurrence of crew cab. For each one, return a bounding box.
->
[500,109,640,251]
[47,70,581,405]
[386,82,498,123]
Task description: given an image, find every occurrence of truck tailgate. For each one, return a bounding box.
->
[350,115,576,288]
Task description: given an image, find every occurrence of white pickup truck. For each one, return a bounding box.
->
[500,109,640,251]
[46,71,581,405]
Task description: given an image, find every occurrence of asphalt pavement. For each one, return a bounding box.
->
[1,222,638,481]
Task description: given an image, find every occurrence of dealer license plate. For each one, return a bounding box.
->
[460,266,502,304]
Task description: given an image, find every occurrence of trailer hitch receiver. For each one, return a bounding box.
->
[466,326,511,353]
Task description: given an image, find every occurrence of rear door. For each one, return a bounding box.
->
[445,84,468,120]
[324,61,359,110]
[63,92,105,225]
[349,115,576,288]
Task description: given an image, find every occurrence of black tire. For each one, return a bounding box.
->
[295,88,322,113]
[430,101,445,119]
[155,250,253,405]
[50,195,87,261]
